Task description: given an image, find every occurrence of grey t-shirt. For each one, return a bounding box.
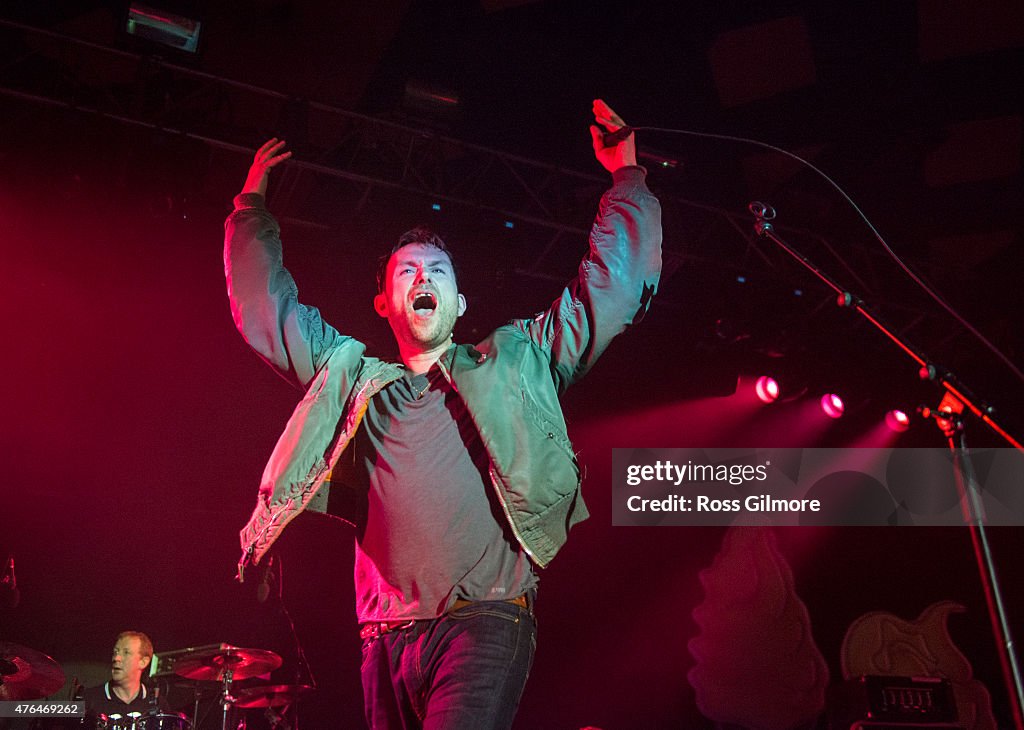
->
[351,367,536,622]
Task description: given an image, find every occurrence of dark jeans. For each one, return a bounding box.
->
[360,599,537,730]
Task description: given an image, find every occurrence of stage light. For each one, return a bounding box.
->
[504,221,515,229]
[431,203,442,211]
[755,376,779,403]
[638,148,680,169]
[820,393,844,419]
[736,275,747,284]
[401,79,461,127]
[885,409,911,433]
[124,3,202,54]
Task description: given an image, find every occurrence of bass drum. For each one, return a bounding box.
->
[26,719,91,730]
[137,715,191,730]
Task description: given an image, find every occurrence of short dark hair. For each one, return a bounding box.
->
[376,226,458,293]
[115,631,154,660]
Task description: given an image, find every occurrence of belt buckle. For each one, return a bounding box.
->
[360,619,414,642]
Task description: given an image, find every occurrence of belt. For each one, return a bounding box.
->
[451,594,528,611]
[359,594,529,641]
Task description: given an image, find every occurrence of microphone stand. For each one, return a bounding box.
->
[749,201,1024,729]
[272,555,316,730]
[747,202,1021,451]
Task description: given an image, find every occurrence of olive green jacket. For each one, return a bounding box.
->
[225,166,662,579]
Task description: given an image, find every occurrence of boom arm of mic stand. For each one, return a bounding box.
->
[748,201,1022,451]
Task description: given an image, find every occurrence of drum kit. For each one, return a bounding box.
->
[0,641,67,701]
[0,641,314,730]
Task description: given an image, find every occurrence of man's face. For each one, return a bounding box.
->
[110,636,148,686]
[374,243,466,352]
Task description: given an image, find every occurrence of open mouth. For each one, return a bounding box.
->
[412,292,437,314]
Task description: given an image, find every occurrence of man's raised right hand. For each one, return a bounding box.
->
[241,138,293,197]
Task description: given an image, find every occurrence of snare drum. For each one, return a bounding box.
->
[137,714,191,730]
[94,712,144,730]
[90,711,189,730]
[92,714,133,730]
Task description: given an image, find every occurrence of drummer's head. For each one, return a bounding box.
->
[110,631,153,686]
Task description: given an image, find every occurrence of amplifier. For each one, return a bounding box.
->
[828,675,961,729]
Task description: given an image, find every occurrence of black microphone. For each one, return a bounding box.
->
[256,554,274,604]
[601,125,634,148]
[917,405,964,425]
[2,556,18,609]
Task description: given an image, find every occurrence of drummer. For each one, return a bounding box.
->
[81,631,163,721]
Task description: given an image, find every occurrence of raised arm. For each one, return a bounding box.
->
[241,138,292,196]
[224,139,350,389]
[513,100,663,392]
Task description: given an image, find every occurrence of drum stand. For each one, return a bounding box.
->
[218,667,239,730]
[171,646,279,730]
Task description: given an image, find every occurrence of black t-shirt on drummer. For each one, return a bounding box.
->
[82,681,163,723]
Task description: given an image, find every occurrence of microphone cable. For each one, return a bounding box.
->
[617,124,1024,386]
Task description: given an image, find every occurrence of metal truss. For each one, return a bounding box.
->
[0,18,750,268]
[0,16,983,360]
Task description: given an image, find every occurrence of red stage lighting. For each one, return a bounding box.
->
[755,376,779,403]
[820,393,844,419]
[885,409,911,432]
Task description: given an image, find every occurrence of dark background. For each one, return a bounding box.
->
[1,1,1022,728]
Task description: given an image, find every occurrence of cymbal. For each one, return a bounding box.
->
[173,647,281,682]
[0,642,66,701]
[234,684,315,709]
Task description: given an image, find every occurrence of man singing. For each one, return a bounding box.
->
[225,100,662,728]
